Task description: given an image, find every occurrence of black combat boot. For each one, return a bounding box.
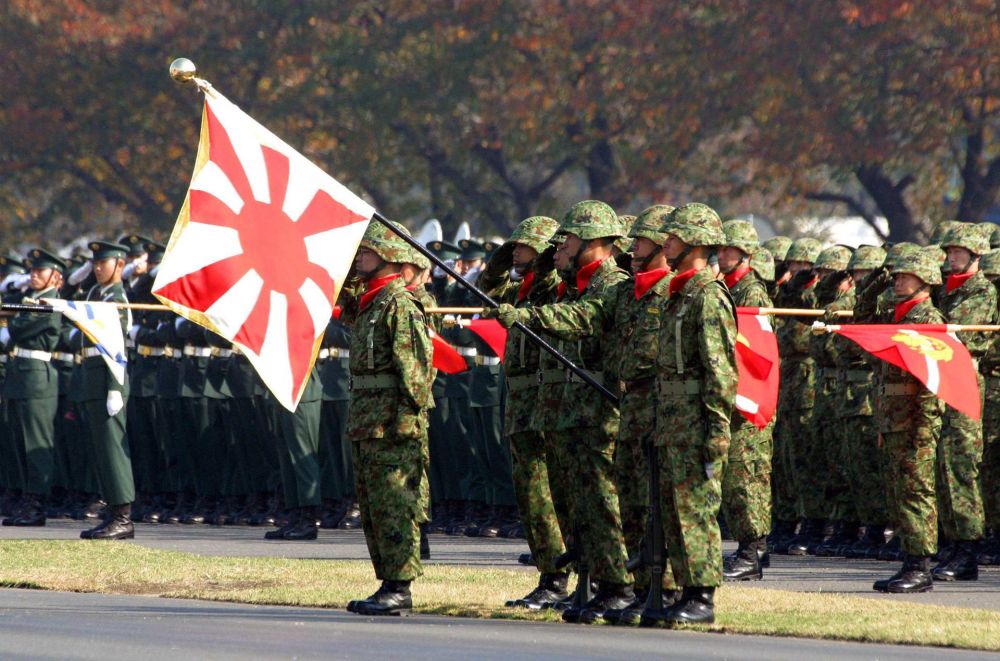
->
[932,540,979,581]
[264,509,300,540]
[613,589,680,626]
[506,572,569,609]
[769,519,799,554]
[338,501,362,529]
[420,522,431,560]
[805,519,836,555]
[786,518,821,555]
[575,583,636,624]
[517,552,536,566]
[88,504,134,540]
[11,495,46,527]
[816,521,858,557]
[886,555,933,593]
[283,507,319,540]
[724,539,763,581]
[846,524,883,558]
[353,580,412,616]
[876,534,903,561]
[641,586,715,627]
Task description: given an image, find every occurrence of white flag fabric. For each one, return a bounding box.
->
[152,90,374,411]
[44,298,127,386]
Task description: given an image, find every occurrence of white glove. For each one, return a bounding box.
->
[69,261,92,286]
[122,262,137,280]
[128,324,140,342]
[106,390,124,417]
[69,328,80,342]
[12,274,30,291]
[174,317,185,331]
[0,328,9,346]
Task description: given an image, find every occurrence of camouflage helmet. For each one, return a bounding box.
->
[884,241,919,269]
[559,200,625,240]
[721,219,759,254]
[892,247,943,286]
[847,244,887,272]
[629,205,676,244]
[761,236,792,262]
[614,215,636,252]
[929,220,963,245]
[980,249,1000,276]
[814,245,853,271]
[941,222,992,255]
[359,220,413,263]
[508,216,559,253]
[406,245,431,270]
[784,237,823,263]
[989,223,1000,250]
[750,247,775,282]
[659,203,725,246]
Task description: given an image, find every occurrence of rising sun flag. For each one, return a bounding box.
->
[734,308,780,429]
[153,90,374,411]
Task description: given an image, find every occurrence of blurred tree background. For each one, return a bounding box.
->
[1,0,998,248]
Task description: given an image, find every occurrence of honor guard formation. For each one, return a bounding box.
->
[2,204,1000,626]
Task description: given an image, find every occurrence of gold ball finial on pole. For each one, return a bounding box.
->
[169,58,198,84]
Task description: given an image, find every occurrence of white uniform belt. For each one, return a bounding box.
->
[455,347,477,357]
[183,346,213,357]
[13,348,51,362]
[0,355,7,363]
[137,345,165,357]
[81,347,103,359]
[318,347,350,360]
[212,348,233,358]
[164,346,182,359]
[475,356,500,366]
[52,351,76,364]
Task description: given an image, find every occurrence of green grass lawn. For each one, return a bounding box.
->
[1,540,997,650]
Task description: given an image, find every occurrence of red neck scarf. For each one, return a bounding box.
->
[894,292,929,322]
[634,267,671,300]
[575,258,604,294]
[723,262,751,289]
[556,281,568,300]
[516,271,536,302]
[803,274,819,290]
[946,270,975,293]
[668,268,699,297]
[359,273,401,311]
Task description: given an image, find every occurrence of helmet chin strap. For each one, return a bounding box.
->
[896,283,929,303]
[668,244,694,271]
[952,253,978,275]
[637,246,662,272]
[358,257,388,282]
[720,253,747,276]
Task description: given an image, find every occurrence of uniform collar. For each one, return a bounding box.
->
[723,262,751,289]
[634,267,671,300]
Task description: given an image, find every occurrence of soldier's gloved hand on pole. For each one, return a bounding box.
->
[534,245,557,274]
[485,242,515,274]
[481,303,529,329]
[106,390,124,417]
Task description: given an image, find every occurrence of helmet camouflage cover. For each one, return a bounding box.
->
[508,216,559,253]
[750,247,775,281]
[814,245,853,271]
[892,247,943,286]
[629,205,676,244]
[721,219,759,254]
[359,220,413,263]
[761,235,792,262]
[989,223,1000,250]
[941,222,992,255]
[929,220,962,245]
[847,244,886,271]
[784,237,822,263]
[559,200,625,240]
[884,242,919,269]
[614,215,636,252]
[659,203,725,246]
[980,249,1000,276]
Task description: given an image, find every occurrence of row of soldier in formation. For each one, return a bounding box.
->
[2,204,999,625]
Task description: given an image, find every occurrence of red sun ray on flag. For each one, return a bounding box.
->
[153,92,373,410]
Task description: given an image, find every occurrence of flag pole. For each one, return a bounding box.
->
[371,212,619,405]
[812,322,1000,334]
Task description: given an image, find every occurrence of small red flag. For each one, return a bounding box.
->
[734,308,780,429]
[428,328,468,374]
[830,324,980,420]
[466,319,508,362]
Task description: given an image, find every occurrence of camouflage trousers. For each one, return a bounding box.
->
[352,433,426,582]
[548,428,631,586]
[722,418,773,543]
[508,429,566,574]
[842,415,888,525]
[806,381,841,520]
[883,423,939,557]
[618,387,677,591]
[771,407,812,522]
[982,378,1000,532]
[937,402,986,542]
[661,442,724,588]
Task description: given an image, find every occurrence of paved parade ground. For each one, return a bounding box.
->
[0,522,998,658]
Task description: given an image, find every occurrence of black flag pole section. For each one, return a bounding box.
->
[372,211,618,405]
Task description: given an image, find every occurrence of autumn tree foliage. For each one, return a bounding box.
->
[1,0,999,244]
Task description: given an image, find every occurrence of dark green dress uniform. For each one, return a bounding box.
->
[4,278,62,524]
[318,317,353,509]
[77,273,134,514]
[204,329,235,521]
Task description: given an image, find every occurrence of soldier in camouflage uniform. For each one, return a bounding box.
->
[478,216,570,609]
[931,223,997,581]
[492,205,681,623]
[978,249,1000,564]
[639,203,737,627]
[717,221,774,581]
[805,245,855,554]
[770,237,822,553]
[345,221,434,616]
[761,236,793,297]
[488,201,634,622]
[871,248,947,593]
